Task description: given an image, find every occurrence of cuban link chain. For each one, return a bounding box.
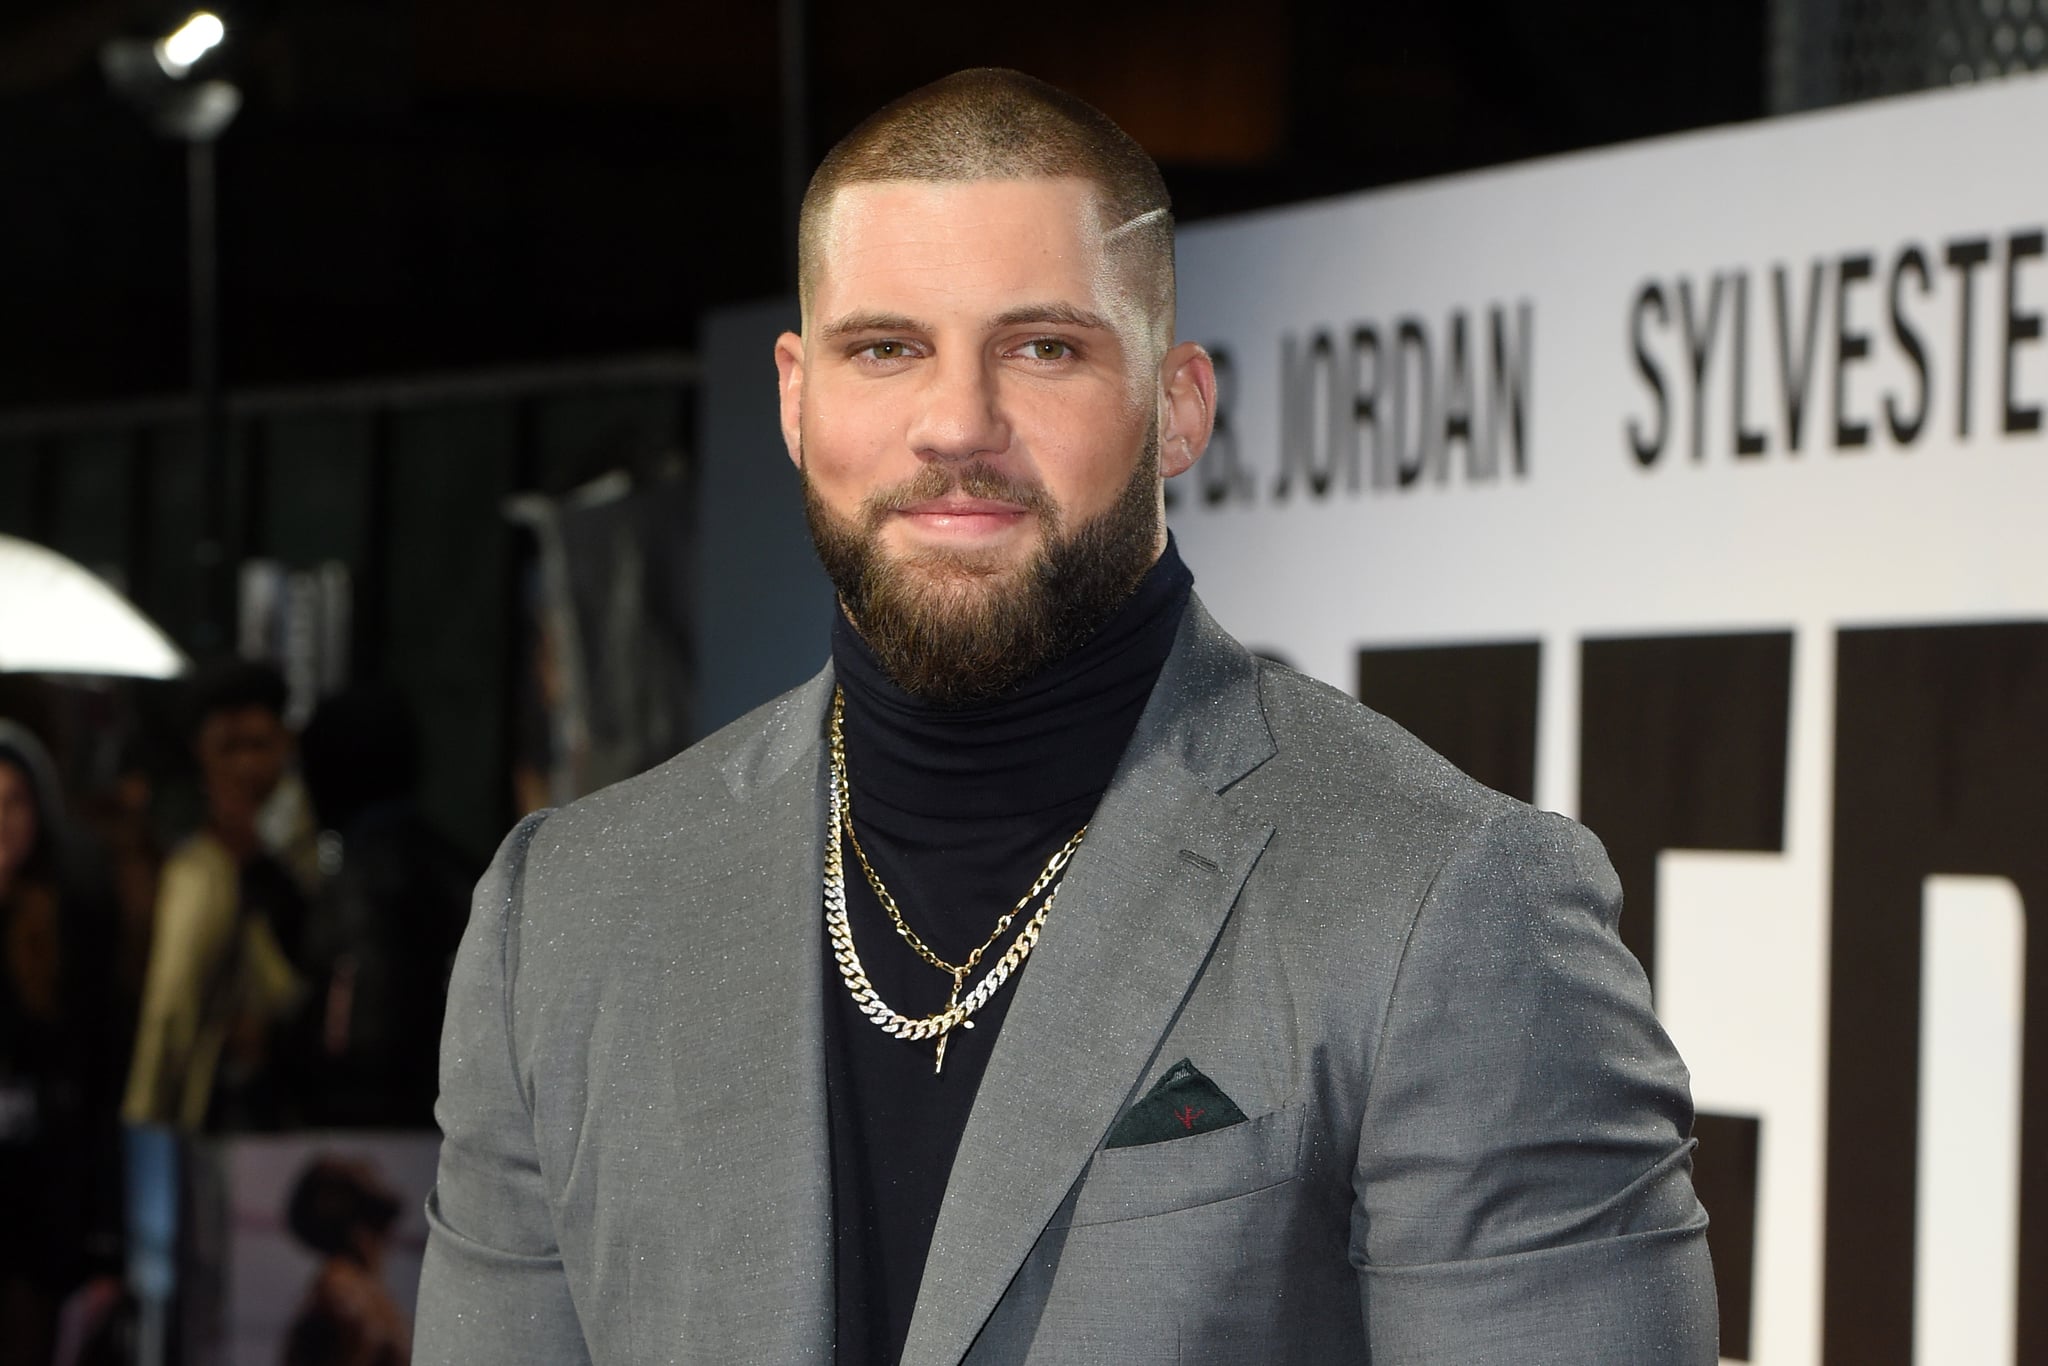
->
[825,687,1086,1073]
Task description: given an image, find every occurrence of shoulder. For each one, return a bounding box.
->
[165,830,234,876]
[1148,600,1564,916]
[1253,656,1618,898]
[157,832,238,914]
[1237,654,1526,866]
[482,671,830,976]
[523,668,828,871]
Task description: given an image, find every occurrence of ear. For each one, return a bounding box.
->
[1157,341,1216,479]
[774,331,806,468]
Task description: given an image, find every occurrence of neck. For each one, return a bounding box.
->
[831,538,1193,823]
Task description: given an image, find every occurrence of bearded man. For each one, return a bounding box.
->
[416,70,1717,1366]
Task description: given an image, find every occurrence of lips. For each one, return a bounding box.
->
[895,496,1030,519]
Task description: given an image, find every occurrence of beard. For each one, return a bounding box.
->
[802,428,1163,706]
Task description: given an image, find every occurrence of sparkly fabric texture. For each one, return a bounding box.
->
[412,595,1716,1366]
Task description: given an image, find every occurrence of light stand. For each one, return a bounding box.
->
[101,32,241,1366]
[102,13,241,656]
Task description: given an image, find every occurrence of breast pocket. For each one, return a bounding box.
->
[1054,1103,1306,1228]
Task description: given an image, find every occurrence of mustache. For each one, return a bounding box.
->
[861,462,1059,522]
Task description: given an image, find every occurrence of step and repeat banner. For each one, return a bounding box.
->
[1170,74,2047,1366]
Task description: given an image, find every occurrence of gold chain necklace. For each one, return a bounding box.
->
[825,687,1087,1073]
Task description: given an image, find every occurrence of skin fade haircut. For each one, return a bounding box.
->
[796,68,1177,356]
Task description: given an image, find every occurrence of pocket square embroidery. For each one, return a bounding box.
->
[1103,1058,1249,1148]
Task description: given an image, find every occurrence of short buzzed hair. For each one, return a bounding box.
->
[187,658,288,737]
[797,68,1176,352]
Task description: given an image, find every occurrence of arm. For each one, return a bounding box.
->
[1352,804,1717,1365]
[122,840,236,1127]
[413,811,593,1366]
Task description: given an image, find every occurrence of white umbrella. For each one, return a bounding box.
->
[0,534,189,679]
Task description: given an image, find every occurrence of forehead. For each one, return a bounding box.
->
[810,177,1124,323]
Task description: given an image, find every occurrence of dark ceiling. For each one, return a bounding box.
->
[0,0,1767,411]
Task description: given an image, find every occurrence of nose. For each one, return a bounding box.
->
[905,348,1010,463]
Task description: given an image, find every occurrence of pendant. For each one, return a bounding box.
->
[934,971,969,1074]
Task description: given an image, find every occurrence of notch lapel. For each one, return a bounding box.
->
[684,670,837,1361]
[899,601,1277,1366]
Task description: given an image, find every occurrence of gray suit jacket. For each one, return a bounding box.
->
[415,599,1716,1364]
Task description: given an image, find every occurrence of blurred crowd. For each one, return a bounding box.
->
[0,664,479,1365]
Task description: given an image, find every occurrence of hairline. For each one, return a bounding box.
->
[797,174,1175,359]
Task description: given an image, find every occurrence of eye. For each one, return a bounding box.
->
[861,340,910,361]
[1024,338,1073,361]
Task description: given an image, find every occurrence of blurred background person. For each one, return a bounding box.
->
[123,662,308,1133]
[296,685,479,1129]
[0,720,118,1366]
[281,1155,409,1366]
[77,733,169,1078]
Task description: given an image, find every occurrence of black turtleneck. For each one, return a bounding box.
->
[823,538,1194,1366]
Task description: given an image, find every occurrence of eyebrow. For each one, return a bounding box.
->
[986,303,1116,333]
[817,302,1117,344]
[818,311,922,343]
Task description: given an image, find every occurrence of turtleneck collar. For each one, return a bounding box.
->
[831,536,1194,822]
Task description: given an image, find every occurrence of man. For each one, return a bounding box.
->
[124,661,306,1130]
[417,69,1716,1364]
[297,685,479,1128]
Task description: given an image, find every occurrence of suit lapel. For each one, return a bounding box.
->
[899,600,1277,1366]
[688,671,837,1361]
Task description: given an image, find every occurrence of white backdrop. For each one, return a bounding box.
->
[1170,73,2048,1366]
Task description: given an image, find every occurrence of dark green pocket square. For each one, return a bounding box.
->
[1103,1058,1249,1149]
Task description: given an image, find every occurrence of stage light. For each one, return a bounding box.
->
[102,10,240,141]
[155,11,225,78]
